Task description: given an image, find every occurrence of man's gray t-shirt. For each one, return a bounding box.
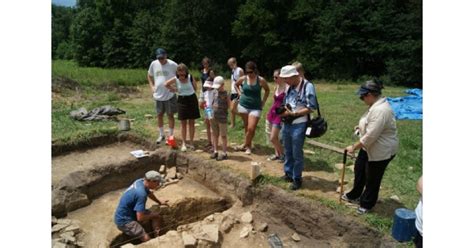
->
[148,59,178,101]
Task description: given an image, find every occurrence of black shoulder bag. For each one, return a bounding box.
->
[302,81,328,138]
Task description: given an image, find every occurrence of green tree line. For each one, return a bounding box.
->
[52,0,422,86]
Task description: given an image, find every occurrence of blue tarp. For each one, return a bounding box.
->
[387,89,422,120]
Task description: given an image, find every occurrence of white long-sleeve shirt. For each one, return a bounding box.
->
[358,97,399,161]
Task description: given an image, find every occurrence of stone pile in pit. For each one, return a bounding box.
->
[159,164,184,187]
[125,210,269,248]
[51,217,85,248]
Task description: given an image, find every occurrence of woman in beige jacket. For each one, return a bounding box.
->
[342,80,399,214]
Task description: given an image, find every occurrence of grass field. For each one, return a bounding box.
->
[52,60,422,238]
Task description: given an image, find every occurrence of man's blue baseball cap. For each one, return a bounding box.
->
[356,80,382,96]
[155,48,167,59]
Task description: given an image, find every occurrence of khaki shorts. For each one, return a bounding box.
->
[117,221,146,239]
[155,95,177,115]
[210,119,227,137]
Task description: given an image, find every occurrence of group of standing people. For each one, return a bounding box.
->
[113,47,416,245]
[146,47,400,205]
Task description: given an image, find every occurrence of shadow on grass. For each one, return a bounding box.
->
[301,175,339,193]
[372,198,407,219]
[304,158,333,172]
[251,144,276,156]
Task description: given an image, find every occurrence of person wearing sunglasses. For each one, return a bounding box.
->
[342,80,399,214]
[234,61,270,155]
[147,48,178,145]
[198,57,215,150]
[265,68,287,162]
[227,57,244,128]
[165,63,200,152]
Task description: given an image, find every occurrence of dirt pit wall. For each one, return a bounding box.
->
[52,134,396,247]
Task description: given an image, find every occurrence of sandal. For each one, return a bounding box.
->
[267,154,280,161]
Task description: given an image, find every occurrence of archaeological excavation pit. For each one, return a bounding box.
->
[52,134,397,247]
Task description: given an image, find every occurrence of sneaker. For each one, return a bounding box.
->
[341,194,359,204]
[245,148,252,155]
[356,207,369,214]
[181,144,187,152]
[205,143,214,152]
[289,179,302,191]
[187,144,195,151]
[216,153,228,161]
[267,154,280,161]
[234,144,245,151]
[280,174,293,182]
[278,155,285,163]
[156,135,165,144]
[210,152,218,159]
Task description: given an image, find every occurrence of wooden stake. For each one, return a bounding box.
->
[339,150,347,204]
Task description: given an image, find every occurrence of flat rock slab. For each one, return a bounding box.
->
[52,141,142,185]
[136,230,184,248]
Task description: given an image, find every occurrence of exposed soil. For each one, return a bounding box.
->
[52,141,140,185]
[52,135,398,247]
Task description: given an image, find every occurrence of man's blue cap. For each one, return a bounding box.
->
[356,80,382,96]
[356,86,371,96]
[155,48,167,59]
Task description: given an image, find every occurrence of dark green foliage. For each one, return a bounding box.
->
[52,0,422,86]
[52,5,75,59]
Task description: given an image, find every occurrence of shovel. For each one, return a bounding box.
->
[339,149,348,204]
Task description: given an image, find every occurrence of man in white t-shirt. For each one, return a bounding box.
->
[147,48,178,144]
[227,57,244,128]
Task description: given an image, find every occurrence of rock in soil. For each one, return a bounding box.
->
[64,224,81,234]
[219,217,234,233]
[194,224,219,244]
[166,167,177,180]
[76,241,86,247]
[291,232,301,242]
[390,195,401,202]
[52,241,67,248]
[257,223,268,232]
[205,214,214,222]
[182,232,197,247]
[240,226,250,238]
[60,231,76,243]
[52,216,58,225]
[56,218,73,225]
[196,239,214,248]
[52,223,69,233]
[241,211,253,223]
[159,165,166,173]
[334,163,344,170]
